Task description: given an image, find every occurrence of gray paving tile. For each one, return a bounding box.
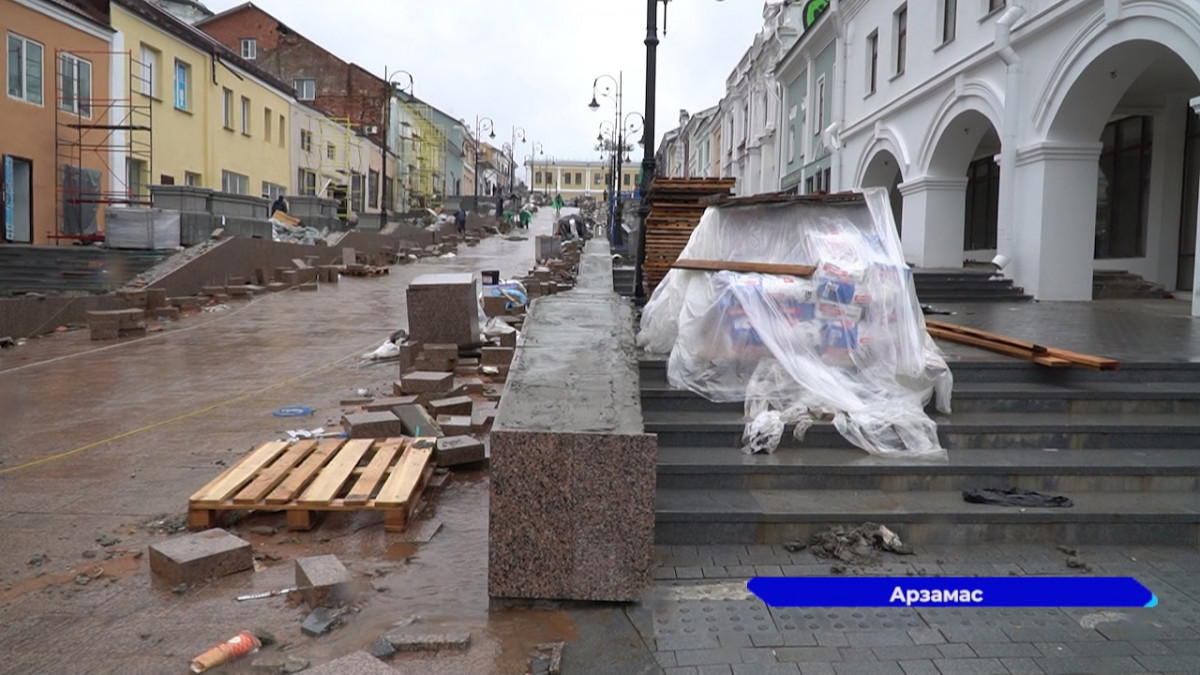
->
[871,646,942,662]
[814,631,851,647]
[1166,639,1200,654]
[756,565,785,576]
[931,659,1006,675]
[1061,639,1141,656]
[832,663,905,675]
[733,665,802,675]
[675,648,744,667]
[837,647,879,662]
[702,566,729,578]
[1096,622,1200,641]
[658,634,722,651]
[665,668,699,675]
[997,658,1044,675]
[656,651,678,668]
[1130,640,1173,655]
[962,643,1041,658]
[655,567,678,580]
[726,565,757,577]
[776,647,844,663]
[936,645,976,659]
[909,628,947,645]
[781,632,819,647]
[677,566,705,579]
[740,646,780,664]
[899,661,941,675]
[938,627,1011,644]
[1001,626,1104,644]
[697,666,734,675]
[1032,643,1076,658]
[719,632,754,649]
[751,632,786,647]
[799,665,837,675]
[1132,654,1200,672]
[846,630,917,647]
[1034,656,1147,674]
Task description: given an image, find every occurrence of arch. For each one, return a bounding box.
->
[859,147,905,234]
[1034,3,1200,139]
[916,81,1004,176]
[854,125,911,187]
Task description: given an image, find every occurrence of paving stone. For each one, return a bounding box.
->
[719,632,754,648]
[298,282,318,292]
[798,665,836,675]
[846,630,916,647]
[301,607,341,636]
[964,642,1041,658]
[726,565,757,578]
[1131,640,1173,655]
[391,404,442,438]
[399,371,454,395]
[1132,654,1200,671]
[1096,622,1199,641]
[367,636,395,660]
[656,651,678,668]
[435,414,473,437]
[665,668,700,675]
[435,435,486,467]
[481,346,515,367]
[907,629,946,646]
[935,645,976,659]
[837,648,878,662]
[898,661,940,675]
[361,396,419,412]
[658,634,722,651]
[250,654,310,674]
[776,647,843,662]
[303,651,393,674]
[997,657,1044,674]
[386,631,471,651]
[734,665,801,675]
[675,648,743,667]
[654,568,677,580]
[1034,656,1147,674]
[739,646,780,663]
[295,554,352,608]
[831,663,904,675]
[938,626,1011,644]
[752,633,787,647]
[868,646,941,661]
[697,666,735,675]
[407,273,479,347]
[148,528,252,585]
[342,411,403,439]
[677,567,704,579]
[702,566,728,578]
[429,395,474,416]
[782,632,819,647]
[814,632,850,647]
[929,658,1005,675]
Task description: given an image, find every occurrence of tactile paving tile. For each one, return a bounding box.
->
[918,606,1078,629]
[652,598,780,637]
[770,607,926,632]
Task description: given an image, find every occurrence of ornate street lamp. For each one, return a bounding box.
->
[474,115,496,200]
[380,68,414,223]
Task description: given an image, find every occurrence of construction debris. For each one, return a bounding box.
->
[642,177,737,294]
[926,320,1119,370]
[806,523,914,566]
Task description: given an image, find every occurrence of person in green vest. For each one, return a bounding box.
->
[552,193,564,219]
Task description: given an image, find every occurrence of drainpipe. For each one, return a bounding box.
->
[995,3,1027,273]
[831,0,846,190]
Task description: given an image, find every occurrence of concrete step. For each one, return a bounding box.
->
[654,487,1200,545]
[657,446,1200,492]
[644,410,1200,450]
[641,380,1200,415]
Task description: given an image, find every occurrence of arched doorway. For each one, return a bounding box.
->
[861,149,904,234]
[926,110,1001,258]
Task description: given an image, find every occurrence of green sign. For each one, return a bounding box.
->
[802,0,830,31]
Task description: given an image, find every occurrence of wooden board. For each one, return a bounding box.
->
[671,259,817,277]
[925,320,1047,355]
[265,438,345,505]
[296,439,373,506]
[189,441,289,505]
[375,440,435,507]
[926,326,1071,367]
[343,439,405,505]
[231,440,318,505]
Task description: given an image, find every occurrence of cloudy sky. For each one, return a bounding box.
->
[203,0,767,163]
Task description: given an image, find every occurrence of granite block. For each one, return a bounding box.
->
[392,404,443,438]
[266,282,288,293]
[398,340,422,374]
[436,415,473,437]
[489,431,656,602]
[362,396,419,412]
[413,355,455,373]
[281,270,300,287]
[407,272,479,347]
[498,330,518,348]
[424,343,459,364]
[295,554,353,608]
[145,288,167,309]
[304,652,395,675]
[399,371,453,395]
[457,377,485,395]
[428,395,474,416]
[436,436,486,467]
[481,346,515,367]
[148,528,252,586]
[342,411,404,439]
[298,282,319,292]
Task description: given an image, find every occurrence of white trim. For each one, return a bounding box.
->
[1014,141,1103,167]
[897,175,969,195]
[11,0,113,41]
[5,31,46,108]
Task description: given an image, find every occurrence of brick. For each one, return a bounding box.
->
[361,396,419,412]
[930,659,1006,675]
[303,652,395,675]
[413,355,455,373]
[342,411,404,439]
[498,330,518,348]
[423,343,459,364]
[145,288,167,309]
[399,371,453,395]
[472,406,498,433]
[266,282,288,292]
[480,346,515,367]
[456,377,484,395]
[148,528,252,585]
[482,295,510,317]
[386,632,471,652]
[435,436,486,467]
[435,415,473,437]
[298,282,319,292]
[392,404,443,438]
[281,270,300,287]
[398,341,422,373]
[295,554,352,608]
[428,395,473,416]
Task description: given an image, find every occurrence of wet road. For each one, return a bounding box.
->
[0,207,582,673]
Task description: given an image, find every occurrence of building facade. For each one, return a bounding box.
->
[292,102,382,221]
[775,3,838,196]
[533,159,639,202]
[3,0,114,245]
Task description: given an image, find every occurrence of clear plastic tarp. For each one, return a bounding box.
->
[638,188,952,459]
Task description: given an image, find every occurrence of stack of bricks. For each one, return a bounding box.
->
[88,308,147,341]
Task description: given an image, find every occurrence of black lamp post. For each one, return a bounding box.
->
[380,68,413,224]
[509,126,526,195]
[473,115,496,205]
[531,141,545,196]
[589,72,622,246]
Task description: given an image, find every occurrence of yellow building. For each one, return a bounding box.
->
[111,0,291,200]
[292,102,384,221]
[533,159,639,201]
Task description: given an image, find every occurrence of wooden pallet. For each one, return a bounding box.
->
[340,265,390,277]
[188,437,436,532]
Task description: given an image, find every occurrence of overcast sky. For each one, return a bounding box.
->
[203,0,767,163]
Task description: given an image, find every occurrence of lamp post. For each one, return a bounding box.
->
[509,126,526,195]
[589,72,622,246]
[380,68,413,223]
[530,141,545,196]
[473,115,496,204]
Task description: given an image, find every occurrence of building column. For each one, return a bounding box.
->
[897,176,968,268]
[1191,97,1200,316]
[1011,141,1104,301]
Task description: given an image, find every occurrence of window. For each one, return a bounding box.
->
[222,88,233,129]
[264,108,272,142]
[594,173,602,185]
[351,172,364,213]
[535,171,542,184]
[964,156,1000,250]
[184,171,201,186]
[221,170,248,195]
[575,172,582,184]
[298,169,317,196]
[240,38,257,60]
[326,143,336,160]
[294,78,315,101]
[1095,116,1153,259]
[138,44,159,97]
[240,96,250,135]
[126,159,146,200]
[823,168,832,193]
[564,172,571,185]
[174,59,190,110]
[262,181,285,202]
[300,129,313,152]
[988,0,1006,12]
[815,75,826,136]
[59,53,92,117]
[805,176,815,194]
[894,6,908,76]
[279,114,286,147]
[623,173,631,187]
[866,31,879,95]
[940,0,957,44]
[368,169,379,208]
[7,33,44,105]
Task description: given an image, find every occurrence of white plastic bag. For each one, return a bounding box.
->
[363,340,400,360]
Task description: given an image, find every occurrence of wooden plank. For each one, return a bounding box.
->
[265,438,345,505]
[189,441,290,505]
[374,438,435,507]
[1042,347,1120,371]
[343,439,405,506]
[231,440,318,505]
[924,320,1047,354]
[927,326,1070,367]
[383,465,434,532]
[296,439,373,506]
[672,259,818,277]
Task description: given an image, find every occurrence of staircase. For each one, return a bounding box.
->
[613,265,636,296]
[913,268,1031,303]
[643,355,1200,546]
[1093,270,1170,299]
[0,245,169,295]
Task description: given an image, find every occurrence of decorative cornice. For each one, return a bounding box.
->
[897,176,969,195]
[1014,141,1103,167]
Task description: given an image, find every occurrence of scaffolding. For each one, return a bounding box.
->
[54,49,153,243]
[298,114,366,219]
[401,99,446,210]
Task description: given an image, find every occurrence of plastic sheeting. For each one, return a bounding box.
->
[638,188,952,459]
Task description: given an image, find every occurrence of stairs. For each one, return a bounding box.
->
[613,265,636,296]
[1093,269,1170,299]
[0,245,168,295]
[643,356,1200,546]
[913,268,1031,303]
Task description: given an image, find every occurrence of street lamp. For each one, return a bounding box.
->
[531,141,545,196]
[473,115,496,201]
[380,68,413,223]
[508,126,526,194]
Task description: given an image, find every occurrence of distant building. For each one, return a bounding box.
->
[534,159,638,202]
[147,0,212,24]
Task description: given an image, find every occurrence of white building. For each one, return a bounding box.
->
[825,0,1200,312]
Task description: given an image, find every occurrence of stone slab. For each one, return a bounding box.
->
[424,343,459,364]
[481,346,515,368]
[436,436,486,467]
[398,341,421,373]
[298,282,319,292]
[386,632,471,652]
[407,272,479,347]
[362,396,419,412]
[428,395,474,417]
[392,404,443,438]
[148,528,252,586]
[498,330,518,348]
[342,411,404,439]
[435,415,473,437]
[295,554,352,608]
[413,355,455,373]
[457,377,485,395]
[301,607,341,636]
[399,371,453,395]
